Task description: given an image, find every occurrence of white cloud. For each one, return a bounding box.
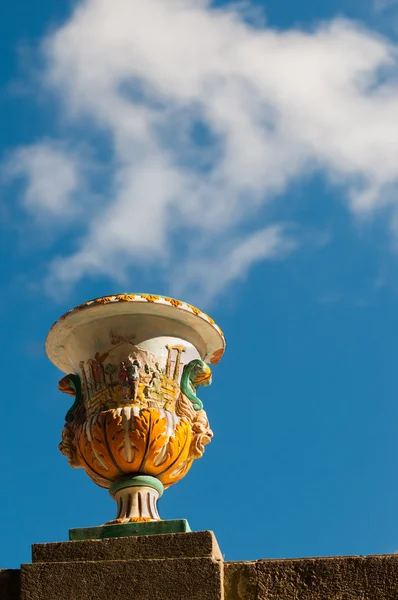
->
[3,142,81,218]
[7,0,398,302]
[170,225,297,303]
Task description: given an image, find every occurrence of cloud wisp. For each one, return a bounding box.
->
[5,0,398,302]
[3,142,82,218]
[373,0,398,13]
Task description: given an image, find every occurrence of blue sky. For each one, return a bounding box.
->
[2,0,398,569]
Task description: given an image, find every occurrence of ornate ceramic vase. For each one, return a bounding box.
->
[46,294,225,524]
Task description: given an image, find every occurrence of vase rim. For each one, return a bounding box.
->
[46,292,226,371]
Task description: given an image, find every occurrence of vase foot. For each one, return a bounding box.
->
[107,517,153,524]
[69,519,192,541]
[109,475,164,522]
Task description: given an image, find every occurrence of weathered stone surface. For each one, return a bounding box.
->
[21,557,223,600]
[19,532,398,599]
[0,569,20,600]
[225,554,398,600]
[224,562,257,600]
[32,530,222,563]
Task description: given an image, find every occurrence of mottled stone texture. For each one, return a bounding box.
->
[22,532,223,600]
[32,530,222,563]
[21,558,223,600]
[0,570,20,600]
[4,532,398,599]
[224,554,398,600]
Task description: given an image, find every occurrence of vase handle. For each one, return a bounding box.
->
[58,374,82,422]
[180,359,212,411]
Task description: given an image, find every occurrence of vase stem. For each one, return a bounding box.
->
[109,475,164,523]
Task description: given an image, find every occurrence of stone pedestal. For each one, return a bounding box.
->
[5,542,398,599]
[21,531,224,600]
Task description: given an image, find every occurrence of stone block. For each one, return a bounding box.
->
[21,557,223,600]
[224,554,398,600]
[32,530,222,562]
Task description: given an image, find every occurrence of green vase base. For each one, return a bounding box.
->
[69,519,191,541]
